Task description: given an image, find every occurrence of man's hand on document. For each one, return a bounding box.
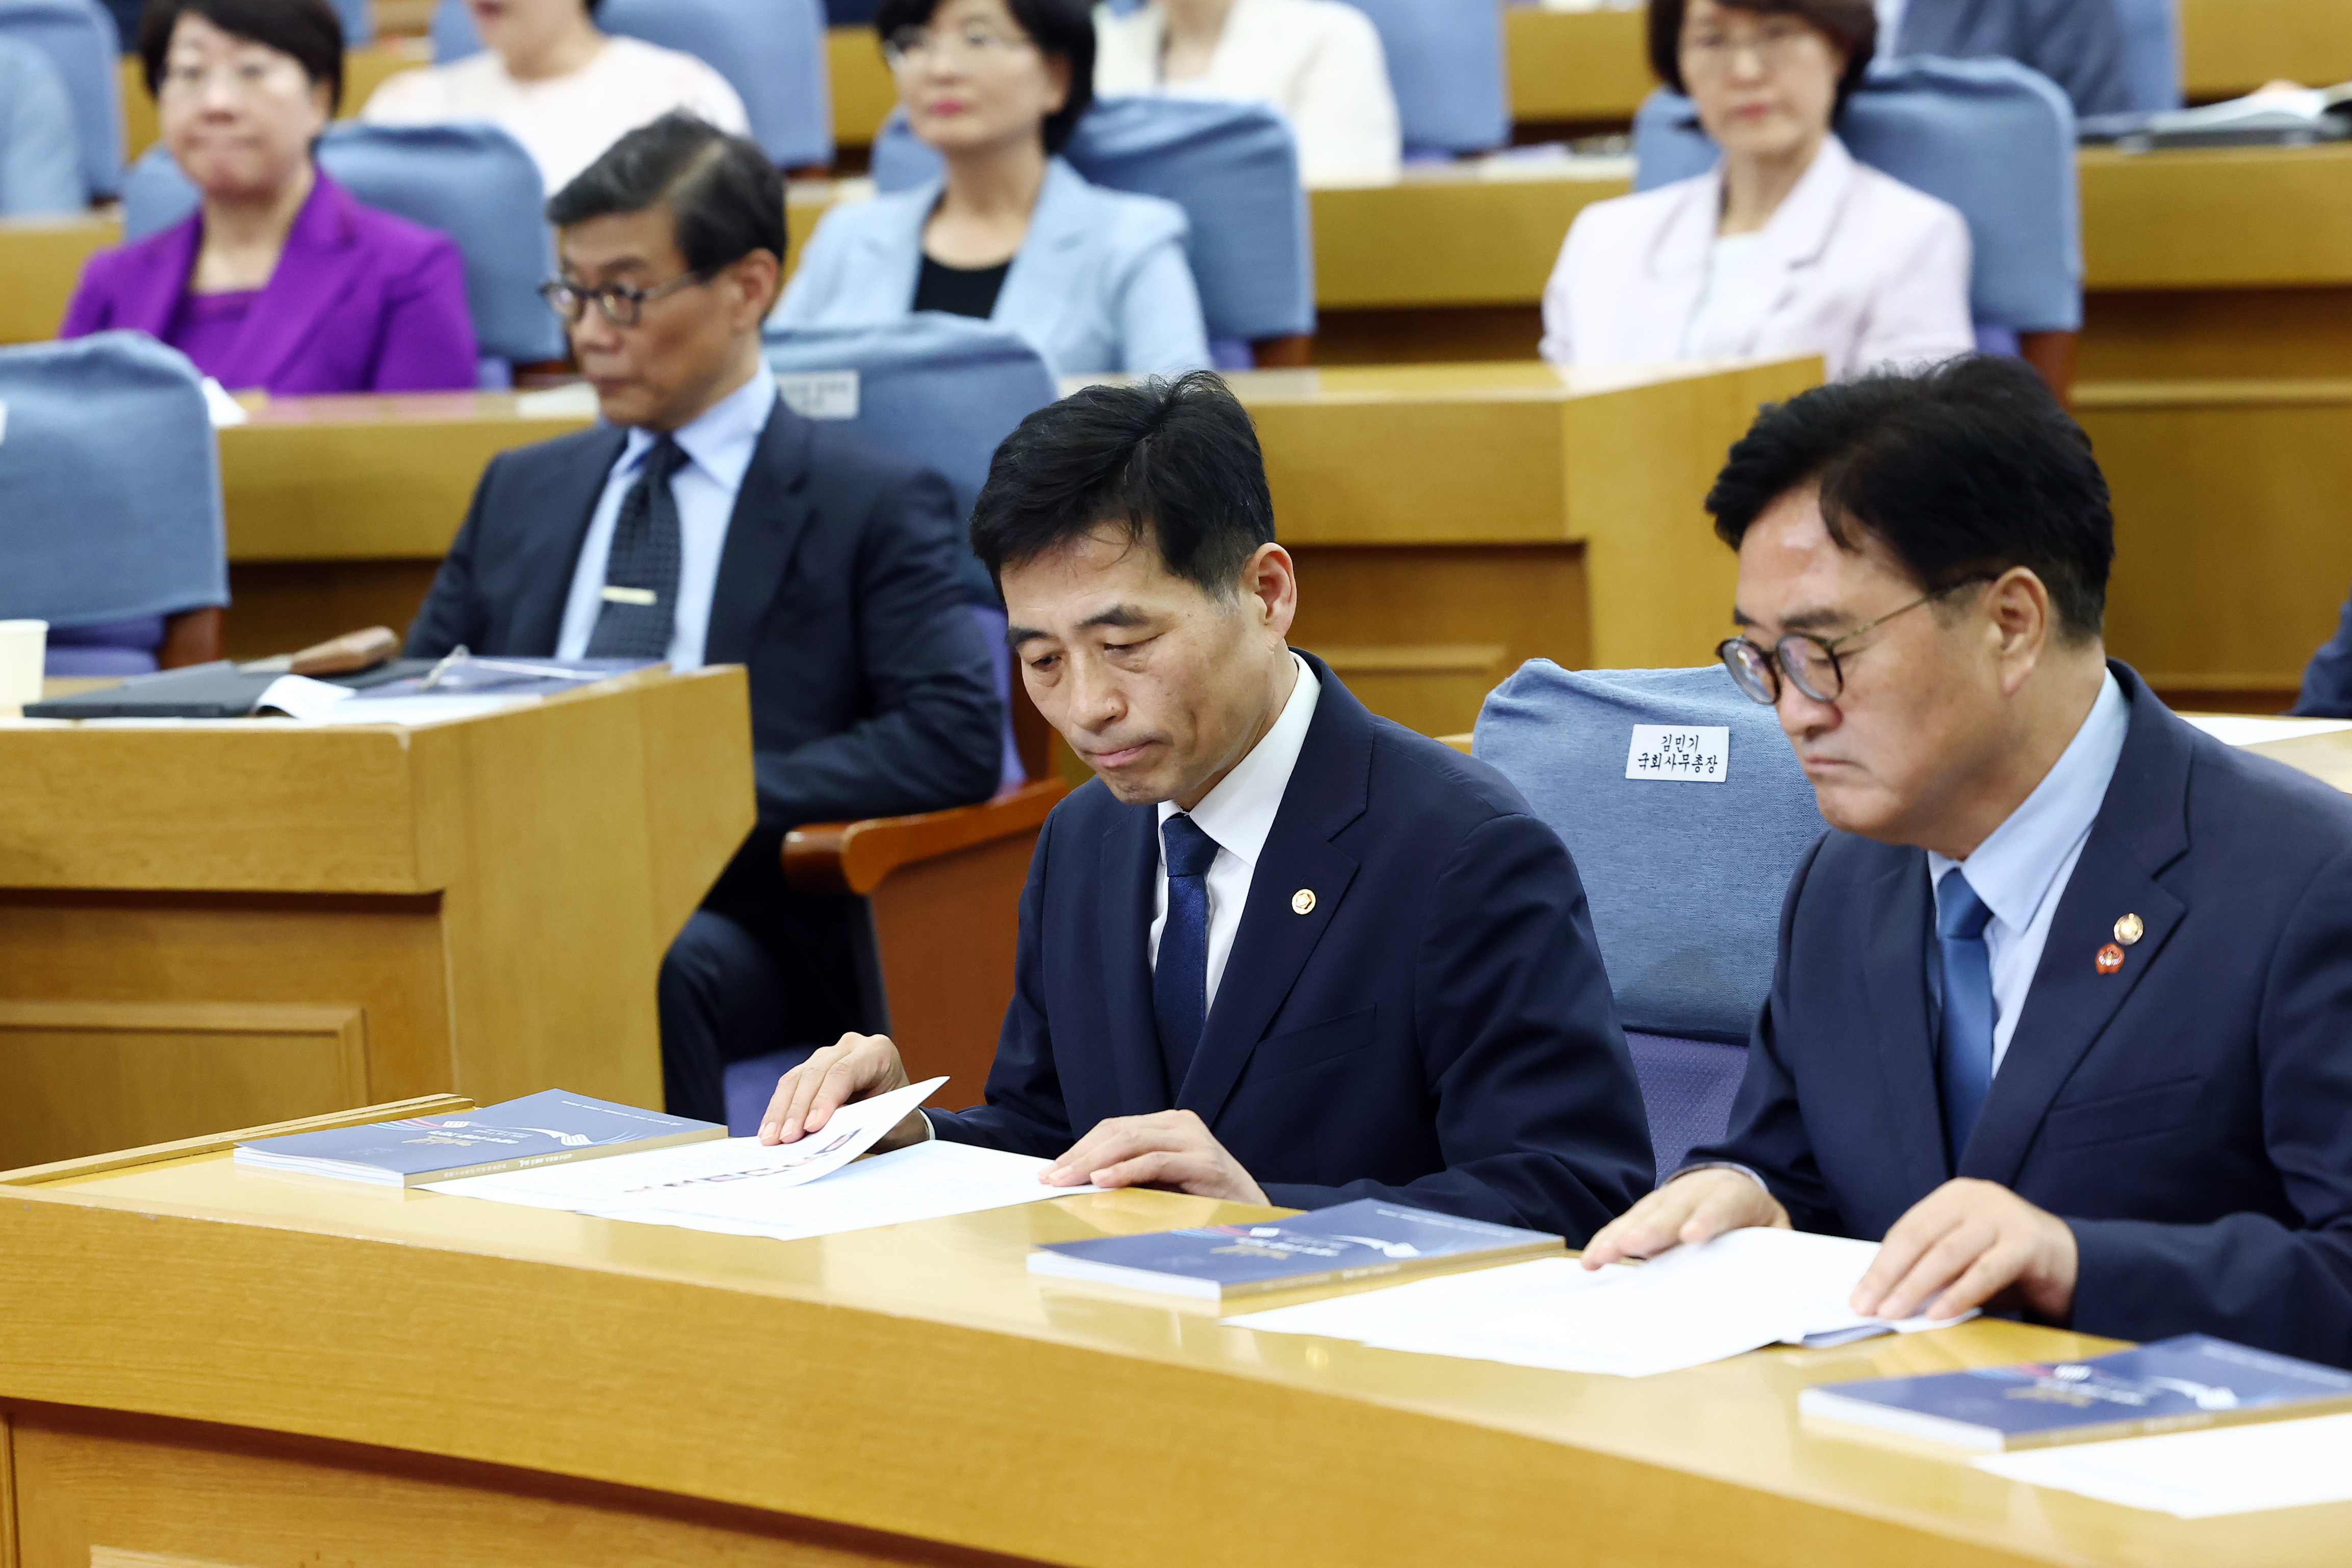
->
[1043,1110,1269,1204]
[758,1033,929,1152]
[1580,1168,1792,1267]
[1852,1178,2078,1325]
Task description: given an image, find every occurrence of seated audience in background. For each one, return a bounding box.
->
[1541,0,1974,380]
[362,0,750,196]
[757,373,1655,1241]
[1092,0,1401,185]
[773,0,1209,377]
[406,116,1003,1124]
[1886,0,2130,119]
[1,36,85,216]
[1587,357,2352,1367]
[62,0,477,395]
[2294,588,2352,717]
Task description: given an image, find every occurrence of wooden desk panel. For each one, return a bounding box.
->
[0,215,118,346]
[829,25,897,151]
[2182,0,2352,101]
[4,1114,2342,1567]
[1505,7,1655,127]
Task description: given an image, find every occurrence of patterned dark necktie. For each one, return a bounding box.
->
[1935,867,1997,1165]
[1154,813,1221,1093]
[586,434,687,659]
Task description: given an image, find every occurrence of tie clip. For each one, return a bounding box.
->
[601,586,658,606]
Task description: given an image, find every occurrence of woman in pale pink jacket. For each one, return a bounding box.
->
[1540,0,1973,381]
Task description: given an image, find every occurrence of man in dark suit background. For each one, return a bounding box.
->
[407,115,1003,1123]
[755,373,1653,1240]
[1587,357,2352,1365]
[1893,0,2132,118]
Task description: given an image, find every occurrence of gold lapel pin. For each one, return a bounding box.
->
[2114,912,2144,945]
[1292,889,1317,915]
[2095,942,2126,975]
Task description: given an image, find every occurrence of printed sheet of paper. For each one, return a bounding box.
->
[1228,1229,1967,1378]
[2183,714,2352,748]
[1975,1412,2352,1518]
[426,1077,948,1210]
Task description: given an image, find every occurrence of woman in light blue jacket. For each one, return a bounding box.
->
[772,0,1209,377]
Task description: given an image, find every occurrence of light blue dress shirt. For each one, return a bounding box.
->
[555,369,777,671]
[1926,669,2130,1075]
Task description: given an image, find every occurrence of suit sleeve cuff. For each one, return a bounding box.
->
[1669,1160,1771,1195]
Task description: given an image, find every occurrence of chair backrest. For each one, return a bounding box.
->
[874,97,1313,341]
[0,34,86,214]
[0,333,226,627]
[1341,0,1505,157]
[1631,56,2081,333]
[122,123,565,365]
[2111,0,2182,113]
[825,0,878,19]
[761,314,1060,608]
[335,0,371,47]
[431,0,832,168]
[0,0,122,199]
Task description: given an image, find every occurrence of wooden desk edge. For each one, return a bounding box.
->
[0,1095,473,1187]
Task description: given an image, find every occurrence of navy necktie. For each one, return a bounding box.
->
[1935,867,1997,1165]
[1154,813,1220,1092]
[586,434,687,659]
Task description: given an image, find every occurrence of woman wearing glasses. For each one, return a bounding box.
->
[1538,0,1973,381]
[771,0,1210,377]
[61,0,476,394]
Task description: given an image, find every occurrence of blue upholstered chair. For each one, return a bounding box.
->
[2112,0,2182,114]
[0,34,85,214]
[122,123,565,372]
[0,0,122,199]
[334,0,372,47]
[763,314,1061,785]
[874,97,1314,357]
[1632,57,2080,383]
[1473,663,1828,1180]
[430,0,833,168]
[0,334,228,676]
[1343,0,1507,158]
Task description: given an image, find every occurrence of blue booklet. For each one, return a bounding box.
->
[232,1091,722,1187]
[1027,1199,1563,1304]
[1799,1334,2352,1451]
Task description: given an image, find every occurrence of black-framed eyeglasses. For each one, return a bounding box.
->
[538,269,710,328]
[1717,578,1992,706]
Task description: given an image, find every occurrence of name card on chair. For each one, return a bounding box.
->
[1626,725,1729,783]
[774,369,860,420]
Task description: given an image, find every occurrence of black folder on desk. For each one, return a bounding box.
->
[25,660,434,719]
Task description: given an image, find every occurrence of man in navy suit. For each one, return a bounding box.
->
[758,373,1652,1239]
[406,116,1003,1121]
[1586,357,2352,1365]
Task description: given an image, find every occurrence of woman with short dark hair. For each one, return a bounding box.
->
[772,0,1209,376]
[61,0,477,393]
[1539,0,1974,381]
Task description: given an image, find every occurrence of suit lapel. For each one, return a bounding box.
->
[703,402,816,664]
[1176,659,1371,1127]
[513,425,627,654]
[1690,137,1854,361]
[232,174,365,393]
[1962,666,2197,1185]
[1860,850,1958,1196]
[991,161,1089,333]
[1101,809,1174,1111]
[117,219,201,338]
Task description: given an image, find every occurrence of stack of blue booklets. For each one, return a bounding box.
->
[233,1091,722,1187]
[1799,1334,2352,1452]
[1028,1199,1563,1304]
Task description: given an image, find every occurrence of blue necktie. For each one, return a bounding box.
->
[1935,867,1997,1165]
[586,434,686,659]
[1154,814,1220,1092]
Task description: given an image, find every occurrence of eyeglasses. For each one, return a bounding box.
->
[158,57,311,98]
[538,270,709,328]
[1678,19,1823,75]
[1717,579,1991,706]
[881,22,1036,68]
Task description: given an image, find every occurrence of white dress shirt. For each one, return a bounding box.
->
[1928,669,2130,1074]
[1148,652,1322,1011]
[554,369,775,671]
[361,36,750,198]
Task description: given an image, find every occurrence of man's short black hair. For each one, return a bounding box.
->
[141,0,344,113]
[546,113,785,277]
[870,0,1095,154]
[970,371,1274,596]
[1707,356,2115,639]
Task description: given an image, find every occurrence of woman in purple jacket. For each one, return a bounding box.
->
[62,0,477,394]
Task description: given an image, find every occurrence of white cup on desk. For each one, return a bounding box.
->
[0,620,49,718]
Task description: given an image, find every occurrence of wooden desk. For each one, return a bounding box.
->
[7,1107,2341,1566]
[0,214,118,347]
[1505,7,1656,130]
[2182,0,2352,102]
[191,360,1816,736]
[830,24,898,152]
[0,671,753,1169]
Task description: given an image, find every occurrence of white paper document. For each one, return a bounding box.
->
[1227,1229,1968,1378]
[1975,1412,2352,1518]
[2183,714,2352,748]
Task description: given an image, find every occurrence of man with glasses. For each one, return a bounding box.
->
[1586,355,2352,1366]
[407,113,1004,1123]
